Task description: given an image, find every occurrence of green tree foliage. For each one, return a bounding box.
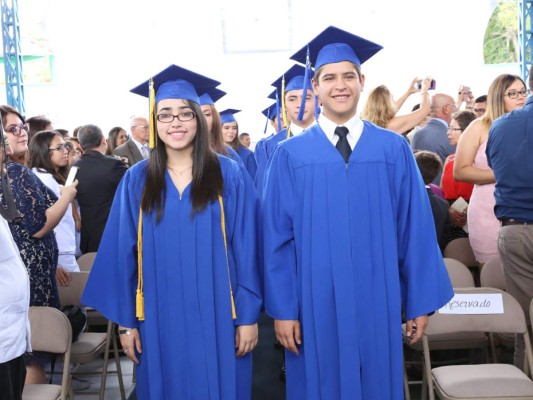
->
[484,1,519,64]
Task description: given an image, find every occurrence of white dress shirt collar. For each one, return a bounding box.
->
[319,113,364,150]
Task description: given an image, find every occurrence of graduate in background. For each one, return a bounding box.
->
[255,64,317,199]
[263,26,453,399]
[220,109,257,180]
[82,65,262,400]
[253,103,281,191]
[199,88,247,172]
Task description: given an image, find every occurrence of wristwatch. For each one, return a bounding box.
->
[118,329,131,335]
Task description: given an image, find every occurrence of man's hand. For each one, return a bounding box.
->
[406,315,429,344]
[274,319,301,355]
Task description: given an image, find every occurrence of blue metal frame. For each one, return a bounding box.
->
[1,0,25,115]
[520,0,533,83]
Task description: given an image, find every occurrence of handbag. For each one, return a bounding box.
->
[61,304,87,342]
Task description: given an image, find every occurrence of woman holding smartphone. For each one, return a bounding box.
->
[28,130,80,286]
[82,65,262,399]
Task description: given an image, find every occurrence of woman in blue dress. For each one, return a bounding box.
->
[82,65,262,400]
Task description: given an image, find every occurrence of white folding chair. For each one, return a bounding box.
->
[23,307,73,400]
[425,288,533,400]
[443,238,478,268]
[58,271,126,400]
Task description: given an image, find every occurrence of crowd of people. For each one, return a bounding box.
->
[1,24,532,400]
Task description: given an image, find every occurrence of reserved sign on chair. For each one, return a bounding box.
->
[439,293,504,314]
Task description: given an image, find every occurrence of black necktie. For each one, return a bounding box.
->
[335,126,351,163]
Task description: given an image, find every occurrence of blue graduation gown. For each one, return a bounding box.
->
[235,146,257,180]
[263,122,453,400]
[82,156,262,400]
[254,128,290,199]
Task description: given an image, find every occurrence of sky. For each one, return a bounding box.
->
[3,0,519,145]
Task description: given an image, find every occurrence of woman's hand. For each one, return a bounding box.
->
[449,207,467,227]
[56,267,71,287]
[421,76,433,93]
[60,180,78,202]
[408,77,420,94]
[118,327,142,364]
[235,324,259,357]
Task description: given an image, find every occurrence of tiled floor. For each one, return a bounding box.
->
[52,355,136,400]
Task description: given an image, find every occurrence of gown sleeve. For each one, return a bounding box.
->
[253,139,268,195]
[262,146,299,320]
[394,140,454,320]
[224,162,263,326]
[81,168,141,329]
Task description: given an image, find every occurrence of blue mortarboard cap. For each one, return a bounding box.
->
[130,64,220,104]
[268,89,278,100]
[199,87,226,106]
[290,26,382,70]
[271,64,314,93]
[219,109,241,124]
[262,104,277,120]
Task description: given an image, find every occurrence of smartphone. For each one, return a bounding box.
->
[416,79,436,90]
[65,166,79,186]
[460,85,471,101]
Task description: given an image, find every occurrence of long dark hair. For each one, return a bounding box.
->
[223,121,242,152]
[207,104,229,156]
[141,100,223,221]
[106,126,126,155]
[28,130,68,184]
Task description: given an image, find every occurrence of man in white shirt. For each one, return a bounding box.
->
[0,134,30,400]
[113,115,150,166]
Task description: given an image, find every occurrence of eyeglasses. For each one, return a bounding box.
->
[444,104,458,110]
[473,108,486,114]
[133,125,149,129]
[157,112,196,123]
[506,89,529,99]
[48,144,70,153]
[4,123,29,136]
[447,127,462,132]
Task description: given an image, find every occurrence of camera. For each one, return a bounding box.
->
[416,79,436,90]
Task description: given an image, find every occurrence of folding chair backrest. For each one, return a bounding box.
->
[444,258,475,288]
[443,238,478,267]
[76,252,97,272]
[58,271,90,307]
[425,288,526,336]
[480,256,507,290]
[29,306,72,353]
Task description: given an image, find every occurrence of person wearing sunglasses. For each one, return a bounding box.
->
[0,105,78,385]
[454,74,527,268]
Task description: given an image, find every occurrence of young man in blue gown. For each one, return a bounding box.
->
[262,26,453,400]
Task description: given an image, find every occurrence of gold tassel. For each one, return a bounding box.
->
[149,78,156,149]
[281,75,288,128]
[218,195,237,320]
[136,208,145,320]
